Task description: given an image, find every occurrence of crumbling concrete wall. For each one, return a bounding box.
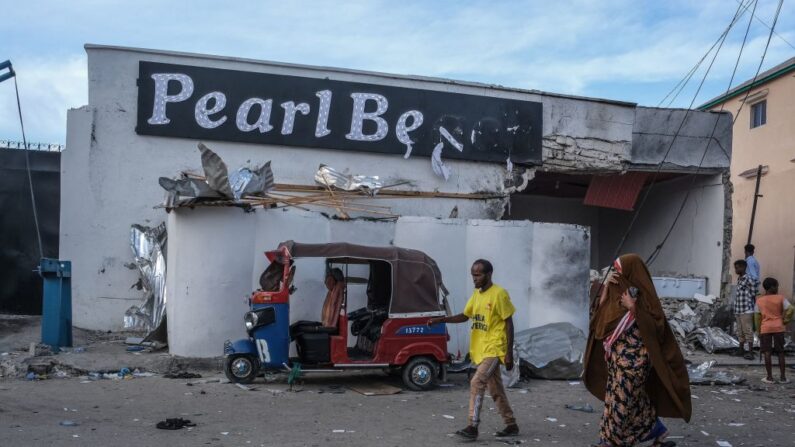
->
[165,208,590,358]
[631,107,732,170]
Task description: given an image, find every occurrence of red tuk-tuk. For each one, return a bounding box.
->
[223,241,451,390]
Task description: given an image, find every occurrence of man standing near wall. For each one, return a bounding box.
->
[745,244,761,282]
[733,260,759,360]
[428,259,519,440]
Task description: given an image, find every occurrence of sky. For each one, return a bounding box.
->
[1,0,793,144]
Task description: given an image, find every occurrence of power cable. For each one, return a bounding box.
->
[647,0,785,266]
[733,0,795,50]
[591,0,753,307]
[646,0,762,266]
[658,0,757,108]
[13,73,45,259]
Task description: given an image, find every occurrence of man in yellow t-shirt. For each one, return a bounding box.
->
[428,259,518,441]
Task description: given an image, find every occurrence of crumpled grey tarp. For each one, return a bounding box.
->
[159,143,274,206]
[124,223,167,343]
[688,360,746,385]
[314,164,384,193]
[515,322,586,380]
[685,327,739,354]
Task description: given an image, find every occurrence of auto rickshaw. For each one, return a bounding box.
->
[223,241,451,390]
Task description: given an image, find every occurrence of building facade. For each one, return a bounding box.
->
[702,57,795,298]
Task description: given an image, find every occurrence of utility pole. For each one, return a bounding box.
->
[747,164,764,245]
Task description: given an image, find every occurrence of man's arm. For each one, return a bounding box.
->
[428,313,469,326]
[504,316,514,371]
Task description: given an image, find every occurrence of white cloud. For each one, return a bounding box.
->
[1,0,793,143]
[0,56,87,144]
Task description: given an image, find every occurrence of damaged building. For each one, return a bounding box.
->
[60,45,731,357]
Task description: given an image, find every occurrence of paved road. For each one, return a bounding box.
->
[2,366,794,446]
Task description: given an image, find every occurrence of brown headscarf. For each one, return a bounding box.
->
[584,254,692,422]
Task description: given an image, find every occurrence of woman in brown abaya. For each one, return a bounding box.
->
[584,254,691,447]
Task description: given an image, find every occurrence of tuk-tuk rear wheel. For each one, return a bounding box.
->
[402,356,439,391]
[224,354,260,384]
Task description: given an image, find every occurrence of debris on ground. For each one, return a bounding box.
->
[59,420,79,427]
[156,418,196,430]
[515,322,585,380]
[564,403,595,413]
[164,371,202,379]
[688,361,745,385]
[686,327,739,354]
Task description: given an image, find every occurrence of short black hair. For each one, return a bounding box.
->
[762,277,778,291]
[473,259,494,274]
[734,259,747,268]
[744,244,755,254]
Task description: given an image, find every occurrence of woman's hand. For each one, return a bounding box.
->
[620,289,637,313]
[597,272,621,308]
[607,272,620,285]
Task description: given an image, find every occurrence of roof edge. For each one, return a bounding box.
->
[83,43,637,107]
[698,61,795,110]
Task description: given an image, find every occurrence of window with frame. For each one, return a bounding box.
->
[750,100,766,128]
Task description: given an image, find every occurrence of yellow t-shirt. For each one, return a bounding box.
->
[463,284,516,365]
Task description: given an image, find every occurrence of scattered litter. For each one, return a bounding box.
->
[545,417,557,422]
[694,293,716,305]
[564,403,594,413]
[59,420,79,427]
[442,415,455,419]
[126,346,145,352]
[727,423,745,427]
[688,361,745,385]
[118,368,132,379]
[568,381,581,386]
[156,418,196,430]
[516,323,586,380]
[438,383,457,387]
[686,327,739,354]
[235,383,254,391]
[716,441,732,447]
[701,430,710,436]
[164,371,202,379]
[221,432,229,435]
[332,429,346,433]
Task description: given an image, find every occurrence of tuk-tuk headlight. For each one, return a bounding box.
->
[244,311,258,331]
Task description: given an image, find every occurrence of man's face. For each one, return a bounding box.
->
[471,263,490,289]
[734,264,746,276]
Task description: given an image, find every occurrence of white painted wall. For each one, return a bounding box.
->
[598,174,726,294]
[165,209,590,357]
[62,45,633,331]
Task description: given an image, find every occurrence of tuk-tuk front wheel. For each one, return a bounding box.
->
[224,354,260,384]
[402,356,439,391]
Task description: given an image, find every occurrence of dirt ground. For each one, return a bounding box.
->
[2,366,794,447]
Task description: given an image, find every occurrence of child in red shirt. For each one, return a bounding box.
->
[754,277,794,384]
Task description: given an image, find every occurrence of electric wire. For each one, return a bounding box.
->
[734,0,795,50]
[13,74,45,260]
[647,0,784,266]
[591,0,755,307]
[657,0,757,108]
[646,0,763,266]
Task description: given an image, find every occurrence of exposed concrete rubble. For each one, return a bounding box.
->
[541,135,630,172]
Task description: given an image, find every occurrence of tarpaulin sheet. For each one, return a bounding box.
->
[0,149,60,314]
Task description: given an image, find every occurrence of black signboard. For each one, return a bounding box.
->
[136,62,542,168]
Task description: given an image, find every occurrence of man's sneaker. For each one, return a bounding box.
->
[779,377,790,384]
[743,352,755,360]
[495,424,520,437]
[761,377,776,384]
[455,425,478,440]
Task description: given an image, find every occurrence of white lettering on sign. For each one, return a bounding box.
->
[314,90,332,138]
[431,126,464,181]
[236,98,274,133]
[346,93,389,141]
[396,110,424,159]
[280,101,311,135]
[194,92,228,129]
[148,73,194,125]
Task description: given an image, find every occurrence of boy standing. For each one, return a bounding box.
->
[733,260,759,360]
[428,259,518,441]
[754,277,794,384]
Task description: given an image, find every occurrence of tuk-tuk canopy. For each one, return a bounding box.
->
[278,241,448,315]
